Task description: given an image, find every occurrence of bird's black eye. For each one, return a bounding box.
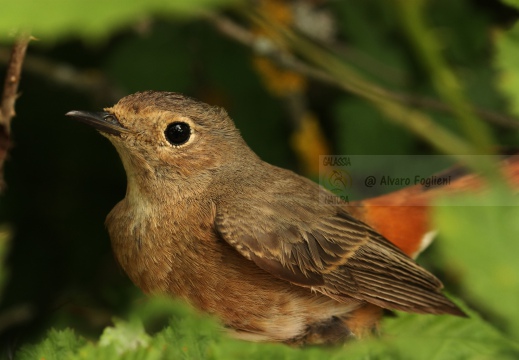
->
[165,122,191,145]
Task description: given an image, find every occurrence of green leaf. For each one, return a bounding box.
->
[0,0,241,42]
[494,22,519,117]
[434,189,519,339]
[351,310,519,360]
[500,0,519,9]
[99,318,151,355]
[17,328,86,360]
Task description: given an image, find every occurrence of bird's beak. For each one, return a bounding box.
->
[66,111,129,136]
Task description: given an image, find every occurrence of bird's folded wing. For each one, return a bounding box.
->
[214,194,464,316]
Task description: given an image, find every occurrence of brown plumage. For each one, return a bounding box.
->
[66,91,465,345]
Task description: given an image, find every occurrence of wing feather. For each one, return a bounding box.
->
[214,169,464,317]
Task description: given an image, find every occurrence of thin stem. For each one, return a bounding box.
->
[0,33,31,191]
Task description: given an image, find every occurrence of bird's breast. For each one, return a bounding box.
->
[106,198,216,294]
[105,197,364,344]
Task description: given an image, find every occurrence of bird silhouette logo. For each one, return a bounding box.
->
[326,169,352,197]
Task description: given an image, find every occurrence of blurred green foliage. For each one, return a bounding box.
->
[1,0,519,359]
[15,296,519,359]
[435,193,519,339]
[0,0,242,42]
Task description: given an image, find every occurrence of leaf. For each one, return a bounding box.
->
[434,189,519,339]
[500,0,519,9]
[17,328,86,360]
[360,310,519,360]
[99,318,151,355]
[0,0,241,42]
[494,22,519,117]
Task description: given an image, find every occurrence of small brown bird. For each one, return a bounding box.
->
[67,91,464,345]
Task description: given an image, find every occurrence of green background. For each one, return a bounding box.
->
[1,0,519,358]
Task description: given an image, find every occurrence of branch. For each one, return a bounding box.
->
[207,14,519,130]
[0,34,31,191]
[0,48,123,103]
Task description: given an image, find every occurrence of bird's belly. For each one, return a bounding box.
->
[107,208,366,344]
[133,240,360,343]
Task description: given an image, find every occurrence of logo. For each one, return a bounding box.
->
[319,156,353,204]
[322,168,352,198]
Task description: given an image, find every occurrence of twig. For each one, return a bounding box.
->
[244,8,508,183]
[0,47,122,103]
[207,13,255,47]
[0,36,30,132]
[0,34,31,191]
[207,14,519,130]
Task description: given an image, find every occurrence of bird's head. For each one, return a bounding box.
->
[67,91,256,199]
